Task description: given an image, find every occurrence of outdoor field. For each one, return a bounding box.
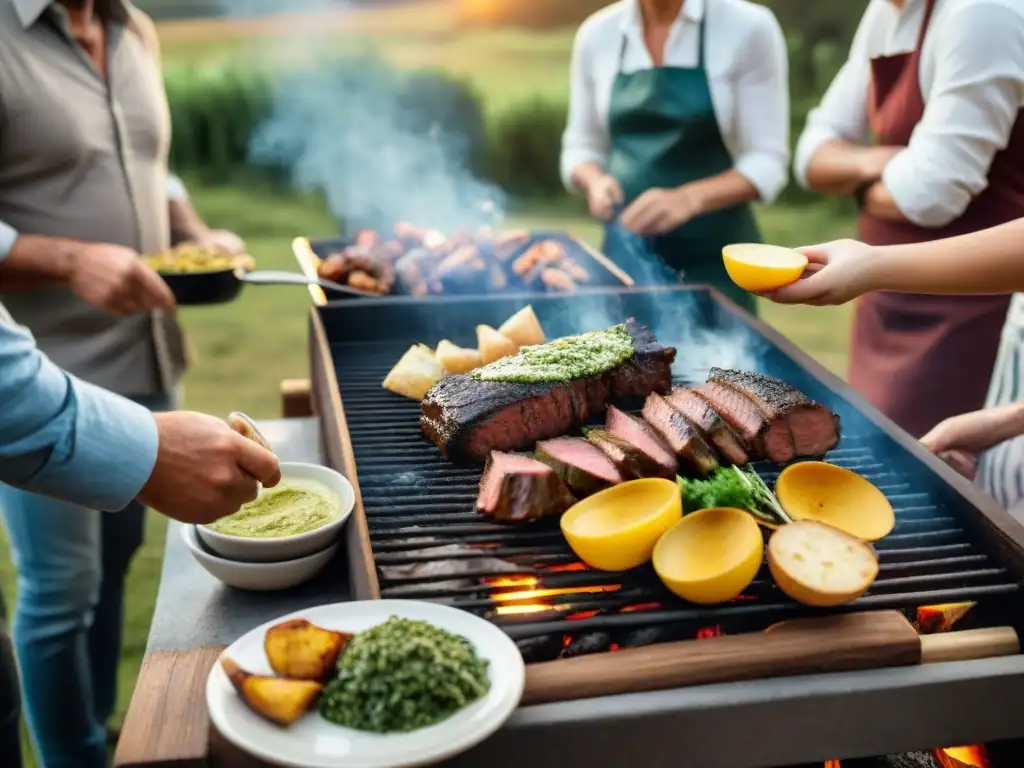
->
[0,2,859,763]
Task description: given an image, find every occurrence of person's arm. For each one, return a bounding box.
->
[763,217,1024,306]
[874,2,1024,227]
[166,174,213,245]
[696,5,789,209]
[794,2,896,196]
[561,18,611,194]
[0,319,159,511]
[0,222,83,292]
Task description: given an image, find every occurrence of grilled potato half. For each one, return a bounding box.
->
[263,618,352,681]
[220,657,323,727]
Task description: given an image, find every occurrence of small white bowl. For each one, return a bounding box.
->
[198,462,354,563]
[182,524,339,591]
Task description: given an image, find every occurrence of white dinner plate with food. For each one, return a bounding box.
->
[206,599,525,768]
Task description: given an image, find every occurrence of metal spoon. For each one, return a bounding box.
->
[237,269,378,298]
[228,412,274,497]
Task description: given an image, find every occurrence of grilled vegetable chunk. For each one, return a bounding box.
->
[264,619,352,681]
[220,657,323,727]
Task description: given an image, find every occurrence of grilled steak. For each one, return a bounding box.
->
[536,437,623,497]
[477,452,576,523]
[584,428,675,480]
[666,386,749,465]
[421,319,676,461]
[604,405,678,477]
[642,393,719,477]
[694,382,769,458]
[705,368,840,463]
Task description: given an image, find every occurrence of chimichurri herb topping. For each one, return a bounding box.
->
[471,324,634,383]
[318,616,491,733]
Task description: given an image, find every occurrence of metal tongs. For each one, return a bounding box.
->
[227,412,274,495]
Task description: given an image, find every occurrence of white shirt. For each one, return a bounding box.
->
[794,0,1024,228]
[560,0,790,203]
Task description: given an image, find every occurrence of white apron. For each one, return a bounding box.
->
[977,293,1024,509]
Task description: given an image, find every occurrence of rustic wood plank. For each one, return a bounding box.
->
[113,647,224,768]
[279,378,313,418]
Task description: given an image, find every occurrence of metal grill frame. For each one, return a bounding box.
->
[306,285,1024,765]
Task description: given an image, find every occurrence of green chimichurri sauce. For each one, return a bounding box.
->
[471,324,634,383]
[318,616,491,733]
[206,483,340,538]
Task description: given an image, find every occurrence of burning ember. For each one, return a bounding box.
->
[486,573,621,616]
[935,746,990,768]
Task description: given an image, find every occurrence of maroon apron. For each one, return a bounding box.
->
[851,0,1024,438]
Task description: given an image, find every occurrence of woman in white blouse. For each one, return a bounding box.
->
[793,0,1024,446]
[560,0,790,313]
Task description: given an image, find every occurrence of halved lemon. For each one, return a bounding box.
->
[652,507,763,604]
[722,243,808,292]
[775,462,895,542]
[561,478,682,572]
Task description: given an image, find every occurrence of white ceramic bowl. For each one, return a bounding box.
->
[198,462,355,563]
[182,524,339,591]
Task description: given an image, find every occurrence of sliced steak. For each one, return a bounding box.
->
[422,319,676,462]
[604,405,678,477]
[707,368,840,461]
[536,437,623,497]
[666,386,749,465]
[477,452,576,523]
[641,393,719,477]
[694,382,769,459]
[584,428,675,480]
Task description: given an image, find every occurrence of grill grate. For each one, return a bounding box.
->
[319,288,1023,655]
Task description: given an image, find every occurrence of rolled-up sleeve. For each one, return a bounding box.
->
[793,4,876,188]
[730,7,790,202]
[0,220,18,263]
[881,2,1024,227]
[0,320,159,511]
[165,173,189,202]
[560,20,611,192]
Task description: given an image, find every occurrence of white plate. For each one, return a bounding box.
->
[207,600,525,768]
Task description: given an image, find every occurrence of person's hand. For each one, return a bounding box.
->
[195,229,247,256]
[856,145,903,184]
[921,410,1007,456]
[936,449,979,480]
[584,174,624,221]
[620,186,703,235]
[69,243,176,316]
[137,412,282,525]
[760,239,880,306]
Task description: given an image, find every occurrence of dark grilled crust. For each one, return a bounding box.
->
[477,452,576,523]
[667,387,750,465]
[421,320,676,462]
[642,393,719,477]
[708,368,809,418]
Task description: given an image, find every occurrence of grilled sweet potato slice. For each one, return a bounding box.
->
[263,619,351,681]
[220,657,322,727]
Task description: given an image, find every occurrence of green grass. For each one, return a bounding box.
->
[1,185,855,767]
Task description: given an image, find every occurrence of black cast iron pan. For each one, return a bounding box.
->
[159,268,377,306]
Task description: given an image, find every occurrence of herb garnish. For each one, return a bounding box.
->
[319,616,490,733]
[677,465,791,527]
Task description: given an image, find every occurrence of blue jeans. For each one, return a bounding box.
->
[0,592,19,767]
[0,392,172,768]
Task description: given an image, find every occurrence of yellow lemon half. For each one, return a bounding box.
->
[775,462,895,542]
[561,479,682,572]
[722,243,808,292]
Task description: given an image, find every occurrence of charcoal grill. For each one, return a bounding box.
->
[307,285,1024,767]
[292,230,633,303]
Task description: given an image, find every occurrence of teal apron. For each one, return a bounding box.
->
[601,4,760,313]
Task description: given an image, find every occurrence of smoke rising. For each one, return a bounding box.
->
[216,0,506,233]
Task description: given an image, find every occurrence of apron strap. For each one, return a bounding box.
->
[698,0,708,68]
[617,30,629,73]
[916,0,938,50]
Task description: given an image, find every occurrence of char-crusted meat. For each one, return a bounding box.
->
[584,428,675,480]
[536,437,623,497]
[694,382,769,458]
[604,405,678,477]
[666,386,749,465]
[421,319,676,462]
[705,368,840,463]
[476,451,576,523]
[641,393,719,477]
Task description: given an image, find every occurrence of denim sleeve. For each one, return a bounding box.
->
[0,320,159,511]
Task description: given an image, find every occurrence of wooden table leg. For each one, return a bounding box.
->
[280,379,313,419]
